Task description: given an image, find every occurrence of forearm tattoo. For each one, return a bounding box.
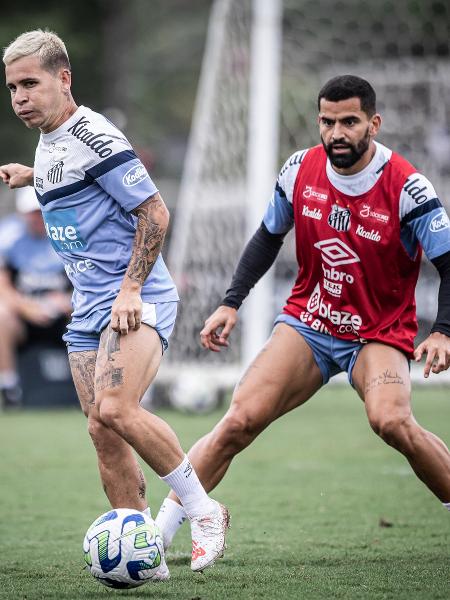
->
[127,195,167,285]
[365,369,405,395]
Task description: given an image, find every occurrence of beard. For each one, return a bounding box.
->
[322,127,371,169]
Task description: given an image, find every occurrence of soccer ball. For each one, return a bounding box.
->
[83,508,164,589]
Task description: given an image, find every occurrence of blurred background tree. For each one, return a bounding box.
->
[0,0,212,180]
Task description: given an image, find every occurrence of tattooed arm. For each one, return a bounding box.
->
[111,192,169,335]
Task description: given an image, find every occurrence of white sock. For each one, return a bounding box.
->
[143,506,152,518]
[160,455,215,519]
[155,498,187,548]
[442,502,450,512]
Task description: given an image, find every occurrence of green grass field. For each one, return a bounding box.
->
[0,385,449,599]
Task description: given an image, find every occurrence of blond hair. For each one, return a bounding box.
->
[3,29,71,72]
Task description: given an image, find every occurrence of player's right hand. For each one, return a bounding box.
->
[0,163,34,188]
[200,305,237,352]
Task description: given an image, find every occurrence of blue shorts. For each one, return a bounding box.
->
[64,301,178,354]
[274,314,364,385]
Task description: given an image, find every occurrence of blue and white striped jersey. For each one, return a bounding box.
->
[33,106,178,323]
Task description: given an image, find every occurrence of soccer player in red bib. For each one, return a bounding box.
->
[155,75,450,548]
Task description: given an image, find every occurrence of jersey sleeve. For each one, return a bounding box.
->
[262,150,307,234]
[86,141,158,214]
[399,172,450,260]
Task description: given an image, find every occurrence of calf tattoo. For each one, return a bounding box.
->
[365,369,404,395]
[138,466,146,499]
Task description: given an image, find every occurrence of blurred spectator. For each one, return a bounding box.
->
[0,187,72,408]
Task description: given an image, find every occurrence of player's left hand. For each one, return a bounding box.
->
[414,331,450,378]
[111,288,143,335]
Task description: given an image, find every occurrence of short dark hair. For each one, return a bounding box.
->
[318,75,376,116]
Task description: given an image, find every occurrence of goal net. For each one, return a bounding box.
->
[161,0,450,398]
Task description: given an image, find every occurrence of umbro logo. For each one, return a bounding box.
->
[314,238,360,267]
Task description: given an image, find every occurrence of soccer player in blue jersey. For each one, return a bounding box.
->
[0,186,72,408]
[0,29,228,576]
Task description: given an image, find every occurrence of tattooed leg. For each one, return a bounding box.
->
[94,323,186,476]
[353,343,450,501]
[69,350,147,510]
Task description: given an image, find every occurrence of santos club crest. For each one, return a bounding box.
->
[327,204,351,232]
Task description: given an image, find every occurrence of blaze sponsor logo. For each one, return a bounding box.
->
[67,116,114,158]
[403,176,430,205]
[356,224,381,242]
[327,204,351,231]
[359,203,390,224]
[314,299,362,333]
[299,311,330,334]
[43,208,86,251]
[303,185,328,202]
[122,163,148,187]
[306,282,321,313]
[314,238,360,267]
[429,210,450,232]
[304,284,363,334]
[64,259,95,277]
[302,205,323,220]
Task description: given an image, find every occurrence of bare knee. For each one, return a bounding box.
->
[87,411,129,460]
[212,404,268,456]
[87,413,109,449]
[97,396,135,439]
[368,410,416,450]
